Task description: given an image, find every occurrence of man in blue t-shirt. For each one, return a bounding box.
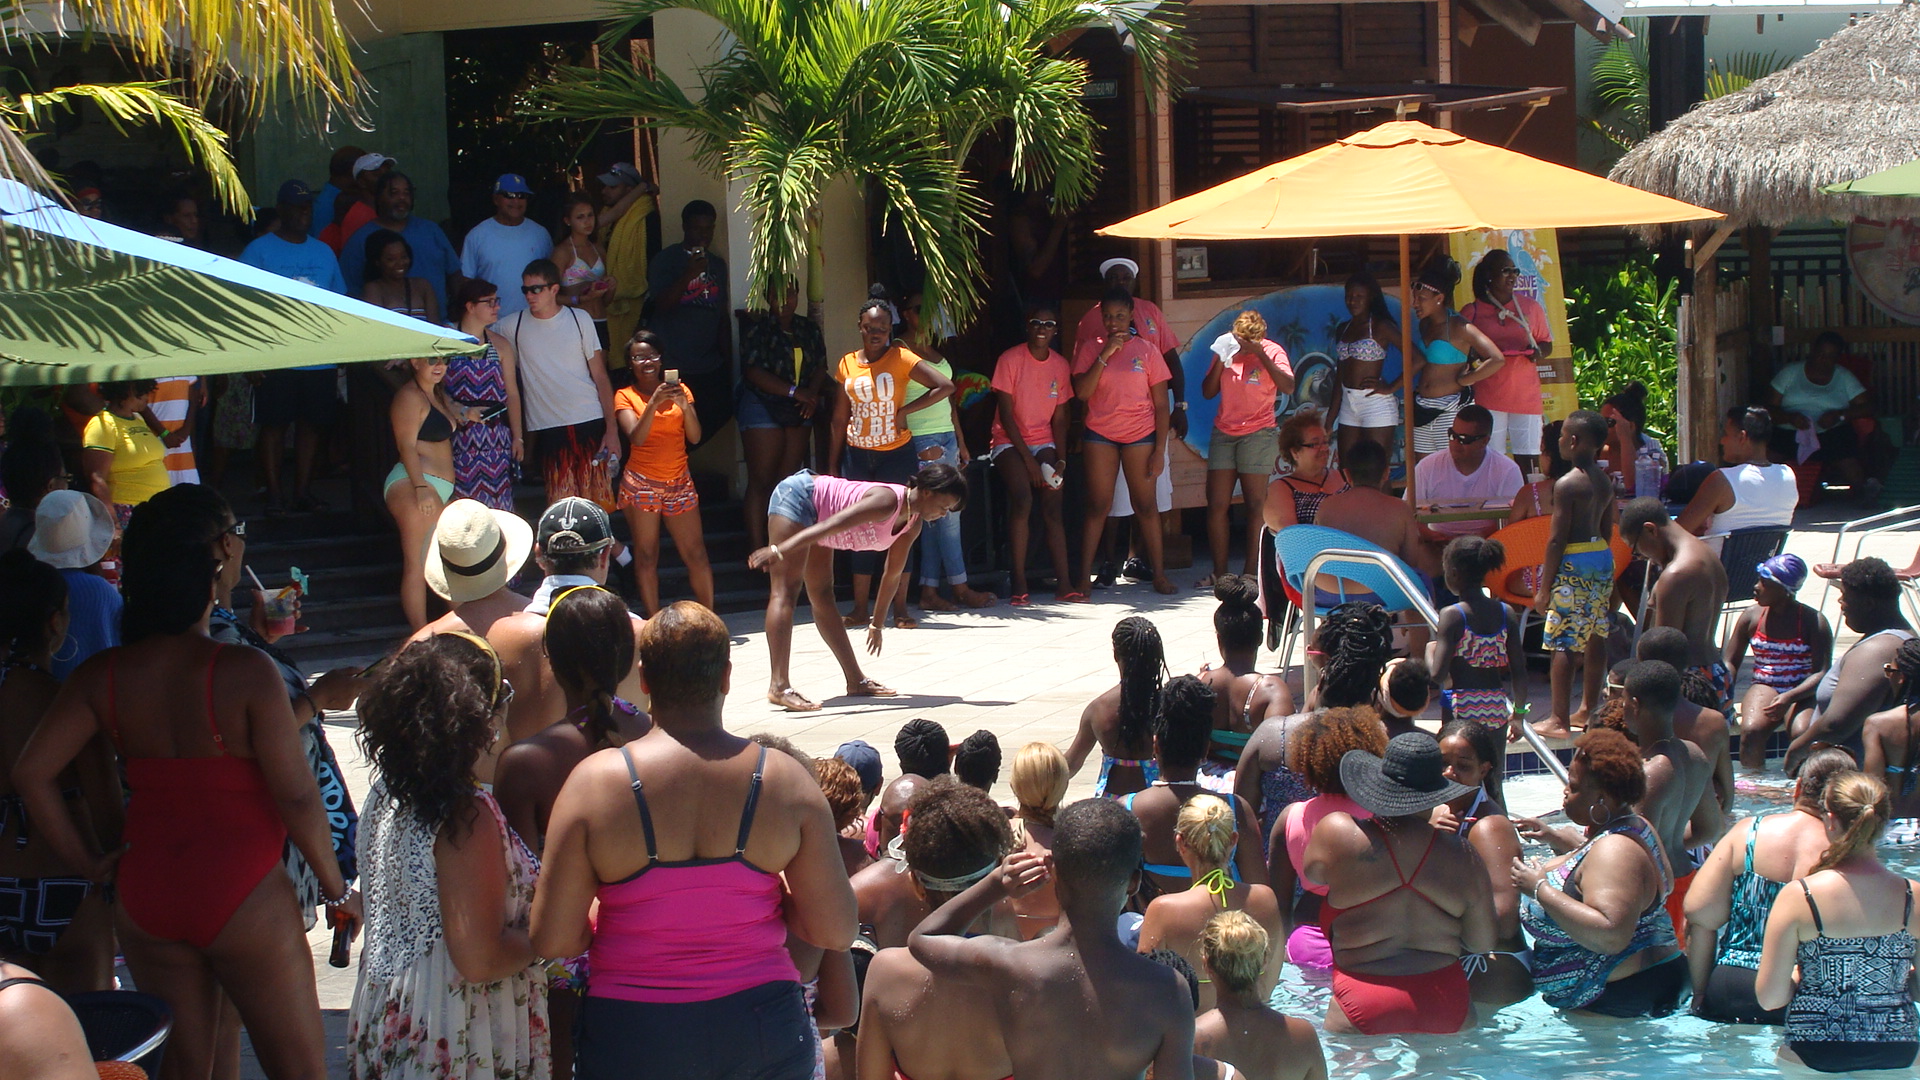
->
[239,180,345,514]
[338,171,460,313]
[461,173,554,317]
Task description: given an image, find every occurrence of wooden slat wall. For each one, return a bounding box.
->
[1183,3,1437,88]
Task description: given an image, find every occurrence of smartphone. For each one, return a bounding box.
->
[360,654,389,679]
[478,403,509,423]
[664,369,680,384]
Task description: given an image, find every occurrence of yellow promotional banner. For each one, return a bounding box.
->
[1449,229,1576,422]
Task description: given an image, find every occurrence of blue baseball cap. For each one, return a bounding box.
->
[494,173,534,196]
[834,740,884,793]
[276,179,315,206]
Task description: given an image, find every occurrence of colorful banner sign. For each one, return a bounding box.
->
[1449,229,1576,422]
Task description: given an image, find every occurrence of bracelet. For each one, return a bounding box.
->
[1533,877,1551,902]
[787,384,798,398]
[768,543,783,560]
[323,884,353,908]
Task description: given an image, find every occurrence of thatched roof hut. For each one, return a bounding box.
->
[1610,4,1920,229]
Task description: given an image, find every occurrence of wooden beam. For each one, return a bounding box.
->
[1459,0,1541,46]
[1454,1,1483,47]
[1692,222,1735,267]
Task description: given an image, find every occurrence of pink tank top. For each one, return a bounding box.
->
[812,474,912,552]
[1284,793,1370,896]
[589,746,802,1003]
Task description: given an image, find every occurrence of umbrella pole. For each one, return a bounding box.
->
[1400,234,1416,506]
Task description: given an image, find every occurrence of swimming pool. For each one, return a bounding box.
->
[1269,775,1920,1079]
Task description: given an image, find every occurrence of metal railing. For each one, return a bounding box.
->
[1813,504,1920,627]
[1515,719,1571,785]
[1299,548,1441,701]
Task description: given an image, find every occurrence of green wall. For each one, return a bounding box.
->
[240,32,452,225]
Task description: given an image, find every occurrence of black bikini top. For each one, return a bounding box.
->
[418,406,454,443]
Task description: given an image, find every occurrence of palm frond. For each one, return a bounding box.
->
[12,82,248,213]
[1704,51,1788,99]
[0,0,364,125]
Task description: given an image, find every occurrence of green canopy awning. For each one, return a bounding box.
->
[1821,157,1920,198]
[0,178,483,385]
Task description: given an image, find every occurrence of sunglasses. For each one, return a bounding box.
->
[1606,417,1618,429]
[521,283,554,294]
[223,520,247,539]
[1449,430,1488,445]
[493,678,516,713]
[1029,319,1058,328]
[1299,439,1330,449]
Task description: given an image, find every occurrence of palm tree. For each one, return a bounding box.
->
[1582,24,1787,162]
[0,0,362,211]
[534,0,1185,327]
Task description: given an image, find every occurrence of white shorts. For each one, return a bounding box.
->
[1339,384,1401,429]
[1109,443,1173,517]
[990,441,1055,460]
[1490,410,1544,456]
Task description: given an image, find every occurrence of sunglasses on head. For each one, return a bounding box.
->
[1449,430,1488,445]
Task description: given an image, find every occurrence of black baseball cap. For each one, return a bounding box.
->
[537,497,613,555]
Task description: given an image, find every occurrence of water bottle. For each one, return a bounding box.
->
[1634,445,1662,500]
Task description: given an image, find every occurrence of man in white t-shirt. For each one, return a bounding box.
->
[1415,405,1523,541]
[500,259,621,506]
[1677,405,1797,549]
[462,174,556,317]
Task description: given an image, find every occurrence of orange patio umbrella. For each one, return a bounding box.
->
[1098,119,1722,498]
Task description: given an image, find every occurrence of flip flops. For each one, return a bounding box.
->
[1059,590,1090,603]
[1010,593,1031,607]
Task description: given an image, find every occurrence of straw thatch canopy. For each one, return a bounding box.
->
[1610,4,1920,230]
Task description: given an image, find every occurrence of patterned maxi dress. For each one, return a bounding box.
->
[347,784,549,1080]
[445,343,515,510]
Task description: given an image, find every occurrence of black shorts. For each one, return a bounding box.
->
[255,368,339,428]
[576,981,815,1080]
[1695,963,1784,1026]
[1583,954,1687,1018]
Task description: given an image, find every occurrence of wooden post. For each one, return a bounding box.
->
[1690,238,1721,463]
[1747,225,1775,394]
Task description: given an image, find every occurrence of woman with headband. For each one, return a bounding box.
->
[348,631,549,1080]
[1723,554,1833,772]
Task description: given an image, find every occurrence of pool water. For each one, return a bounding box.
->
[1270,775,1920,1079]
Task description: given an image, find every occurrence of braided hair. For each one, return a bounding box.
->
[544,585,635,748]
[1898,637,1920,706]
[1113,616,1166,753]
[1314,602,1394,708]
[1153,674,1217,772]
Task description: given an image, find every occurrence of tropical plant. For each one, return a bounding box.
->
[532,0,1185,327]
[1566,254,1678,458]
[0,0,362,212]
[1581,27,1788,160]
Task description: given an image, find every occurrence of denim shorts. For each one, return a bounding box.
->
[767,470,818,526]
[736,387,785,431]
[1084,429,1155,448]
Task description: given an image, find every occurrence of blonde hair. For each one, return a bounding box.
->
[1814,771,1891,873]
[1175,793,1237,868]
[1010,742,1070,827]
[1200,909,1268,996]
[1232,310,1267,339]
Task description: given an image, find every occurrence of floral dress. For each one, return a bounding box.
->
[446,343,515,510]
[347,783,549,1080]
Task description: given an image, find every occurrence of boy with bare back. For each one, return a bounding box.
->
[908,798,1195,1080]
[1620,498,1731,708]
[1532,411,1617,739]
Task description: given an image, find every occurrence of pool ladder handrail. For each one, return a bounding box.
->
[1514,717,1570,785]
[1812,503,1920,629]
[1300,548,1439,701]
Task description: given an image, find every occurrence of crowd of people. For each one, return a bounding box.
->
[6,173,1920,1080]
